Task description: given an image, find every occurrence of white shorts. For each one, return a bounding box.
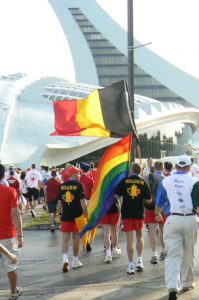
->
[0,238,19,272]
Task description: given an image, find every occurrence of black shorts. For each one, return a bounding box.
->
[47,200,58,213]
[27,187,40,201]
[40,187,45,197]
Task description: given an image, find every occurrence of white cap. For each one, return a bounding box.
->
[175,155,191,167]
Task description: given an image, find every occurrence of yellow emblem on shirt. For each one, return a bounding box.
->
[63,191,74,205]
[127,184,141,199]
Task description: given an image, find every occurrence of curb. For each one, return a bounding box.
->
[23,224,60,231]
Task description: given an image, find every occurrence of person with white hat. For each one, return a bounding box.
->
[155,155,199,300]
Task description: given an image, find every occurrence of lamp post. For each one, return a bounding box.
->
[127,0,135,162]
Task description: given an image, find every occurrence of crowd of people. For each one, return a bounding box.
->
[0,155,199,300]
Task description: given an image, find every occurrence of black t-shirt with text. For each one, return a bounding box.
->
[116,174,151,219]
[58,180,86,221]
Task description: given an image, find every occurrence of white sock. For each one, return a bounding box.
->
[63,253,68,262]
[137,256,142,260]
[73,256,78,262]
[106,249,111,256]
[152,251,158,257]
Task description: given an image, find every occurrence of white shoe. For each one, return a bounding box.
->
[136,258,144,271]
[127,263,135,274]
[104,254,112,263]
[72,259,83,269]
[112,248,121,258]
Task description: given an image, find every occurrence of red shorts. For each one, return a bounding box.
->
[100,212,120,225]
[144,210,167,224]
[59,221,78,233]
[122,219,144,232]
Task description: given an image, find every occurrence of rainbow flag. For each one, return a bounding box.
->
[79,133,132,238]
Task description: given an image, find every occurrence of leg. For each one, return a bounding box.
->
[180,216,198,288]
[7,270,17,295]
[164,216,183,292]
[72,232,80,257]
[103,224,111,250]
[62,232,70,255]
[148,223,157,252]
[159,223,165,249]
[126,231,135,274]
[103,224,112,263]
[136,229,144,257]
[126,231,134,262]
[110,224,118,248]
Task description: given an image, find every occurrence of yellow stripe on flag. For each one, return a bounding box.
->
[76,90,110,137]
[88,152,130,217]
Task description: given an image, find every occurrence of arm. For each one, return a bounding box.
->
[57,200,62,215]
[0,244,17,263]
[80,199,88,219]
[155,182,167,221]
[11,207,23,248]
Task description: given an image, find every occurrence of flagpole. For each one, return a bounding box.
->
[127,0,136,162]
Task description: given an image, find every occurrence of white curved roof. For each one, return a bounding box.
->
[0,75,199,167]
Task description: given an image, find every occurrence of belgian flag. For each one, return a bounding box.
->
[51,80,136,138]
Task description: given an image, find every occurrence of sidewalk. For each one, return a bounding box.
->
[7,207,197,300]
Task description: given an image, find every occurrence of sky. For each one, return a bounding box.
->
[0,0,199,80]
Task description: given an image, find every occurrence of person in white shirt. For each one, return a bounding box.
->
[190,158,199,177]
[155,155,199,300]
[25,164,42,218]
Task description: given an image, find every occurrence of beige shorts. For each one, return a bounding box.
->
[0,238,19,272]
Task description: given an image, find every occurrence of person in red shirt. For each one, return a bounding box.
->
[7,170,20,196]
[61,163,73,183]
[44,170,61,232]
[79,163,94,201]
[0,164,23,300]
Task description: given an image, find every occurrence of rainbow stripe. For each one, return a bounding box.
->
[79,133,132,238]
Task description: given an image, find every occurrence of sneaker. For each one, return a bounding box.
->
[9,287,23,300]
[159,251,167,261]
[104,254,112,263]
[50,226,55,233]
[30,209,36,218]
[150,255,158,264]
[168,290,178,300]
[127,263,135,275]
[112,247,121,258]
[62,260,69,273]
[136,258,144,271]
[72,259,83,269]
[182,285,195,292]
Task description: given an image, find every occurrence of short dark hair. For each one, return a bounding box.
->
[154,161,163,171]
[9,170,14,176]
[51,170,57,177]
[0,164,5,180]
[132,162,142,175]
[32,164,36,169]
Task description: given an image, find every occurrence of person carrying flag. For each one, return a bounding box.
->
[57,166,88,273]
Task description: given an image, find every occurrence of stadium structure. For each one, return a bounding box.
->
[1,0,199,167]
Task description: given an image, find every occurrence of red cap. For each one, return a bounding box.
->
[67,167,80,176]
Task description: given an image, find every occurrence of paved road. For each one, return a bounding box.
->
[1,224,199,300]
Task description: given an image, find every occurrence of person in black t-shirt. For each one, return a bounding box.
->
[57,167,87,273]
[115,162,152,275]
